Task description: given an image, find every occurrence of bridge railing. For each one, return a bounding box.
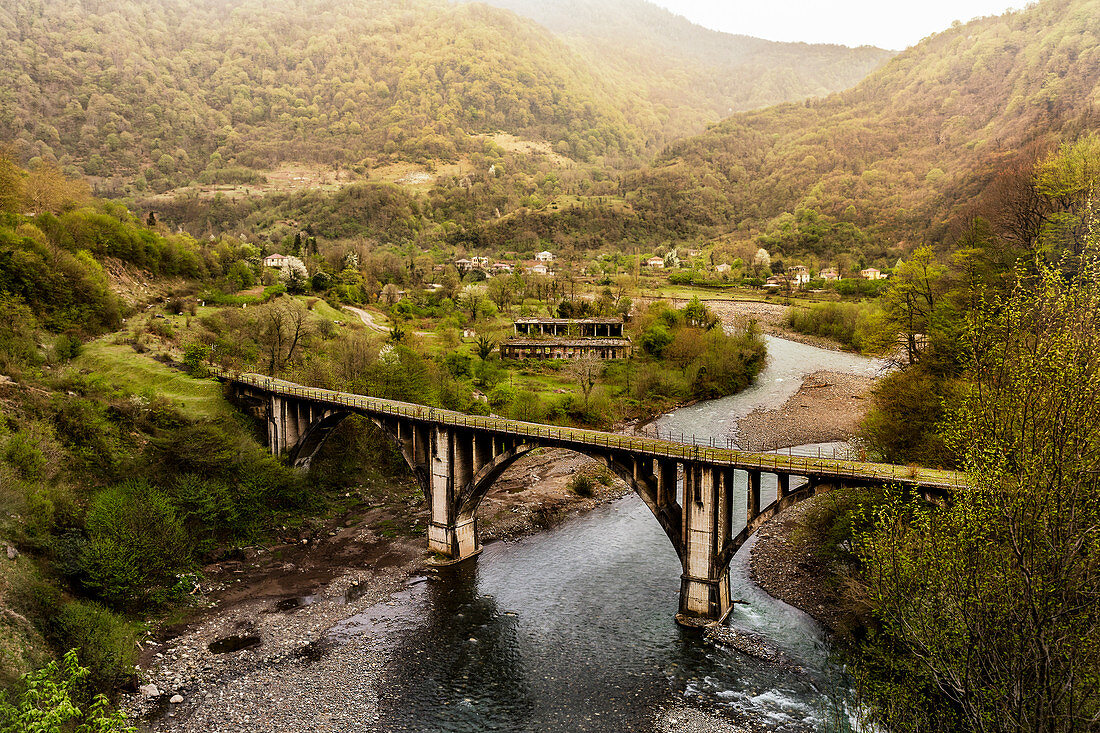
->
[212,368,965,491]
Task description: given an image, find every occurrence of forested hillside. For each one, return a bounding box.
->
[0,0,891,196]
[474,0,893,139]
[0,0,646,189]
[624,0,1100,256]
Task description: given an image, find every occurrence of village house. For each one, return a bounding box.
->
[470,256,490,269]
[860,267,885,280]
[535,250,554,262]
[262,253,307,282]
[788,265,810,286]
[645,256,665,269]
[490,262,514,274]
[526,262,552,276]
[819,268,840,281]
[454,257,472,273]
[715,263,732,274]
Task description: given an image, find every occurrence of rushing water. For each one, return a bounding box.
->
[333,337,886,732]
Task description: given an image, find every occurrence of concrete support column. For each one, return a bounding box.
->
[656,459,677,506]
[678,464,732,624]
[777,473,790,500]
[747,470,761,522]
[425,426,481,563]
[268,396,283,456]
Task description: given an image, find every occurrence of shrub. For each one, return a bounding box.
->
[49,602,141,692]
[568,473,595,497]
[0,649,135,731]
[79,482,191,610]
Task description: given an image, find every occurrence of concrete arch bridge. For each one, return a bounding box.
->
[218,371,963,625]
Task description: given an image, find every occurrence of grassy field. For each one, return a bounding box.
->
[74,340,233,420]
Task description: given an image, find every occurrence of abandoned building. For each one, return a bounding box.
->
[501,318,632,359]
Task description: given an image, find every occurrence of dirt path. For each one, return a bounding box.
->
[342,305,387,333]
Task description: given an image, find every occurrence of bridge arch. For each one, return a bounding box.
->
[289,411,687,562]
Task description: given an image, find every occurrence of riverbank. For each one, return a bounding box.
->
[735,371,876,451]
[123,450,630,730]
[634,296,848,353]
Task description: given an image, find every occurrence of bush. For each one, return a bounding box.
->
[568,473,595,497]
[79,482,191,610]
[49,602,141,692]
[787,301,882,352]
[0,649,135,731]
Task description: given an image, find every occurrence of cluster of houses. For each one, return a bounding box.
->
[499,317,632,360]
[455,250,555,277]
[763,265,886,290]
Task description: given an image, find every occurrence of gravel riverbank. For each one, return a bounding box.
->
[124,449,629,731]
[736,371,876,452]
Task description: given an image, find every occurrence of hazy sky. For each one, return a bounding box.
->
[648,1,1022,49]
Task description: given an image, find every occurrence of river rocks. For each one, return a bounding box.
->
[169,694,184,704]
[655,704,752,733]
[5,544,17,560]
[139,683,160,698]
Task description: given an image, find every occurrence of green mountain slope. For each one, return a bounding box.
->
[0,0,646,189]
[624,0,1100,255]
[477,0,893,132]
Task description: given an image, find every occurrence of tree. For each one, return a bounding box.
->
[880,246,948,364]
[857,258,1100,731]
[566,353,603,412]
[486,275,513,313]
[257,298,311,374]
[474,333,497,361]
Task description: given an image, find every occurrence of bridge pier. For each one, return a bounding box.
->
[676,464,735,625]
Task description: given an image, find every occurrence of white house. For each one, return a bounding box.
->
[470,256,490,269]
[527,263,551,276]
[820,268,840,281]
[715,263,732,274]
[788,265,810,286]
[645,256,665,269]
[535,250,554,262]
[264,254,307,282]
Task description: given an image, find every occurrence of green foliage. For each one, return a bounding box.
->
[46,604,141,694]
[567,473,595,498]
[0,650,135,733]
[79,482,191,610]
[626,0,1100,257]
[786,301,884,352]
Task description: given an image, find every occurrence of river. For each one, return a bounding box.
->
[330,337,886,732]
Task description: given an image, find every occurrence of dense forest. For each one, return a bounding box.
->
[0,0,889,194]
[624,0,1100,251]
[473,0,892,132]
[789,133,1100,731]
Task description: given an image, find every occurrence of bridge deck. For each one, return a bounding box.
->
[217,370,965,491]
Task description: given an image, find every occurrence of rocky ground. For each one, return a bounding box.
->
[736,371,876,451]
[124,449,628,731]
[747,499,850,635]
